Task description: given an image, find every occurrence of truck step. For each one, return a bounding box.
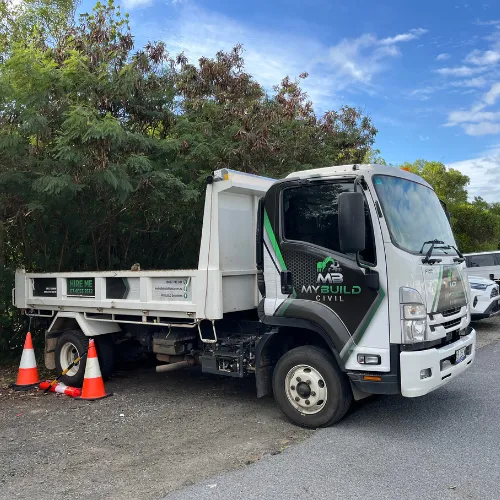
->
[201,354,244,378]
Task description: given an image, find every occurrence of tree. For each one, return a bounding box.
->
[363,148,387,165]
[451,204,500,253]
[0,0,378,357]
[0,0,78,60]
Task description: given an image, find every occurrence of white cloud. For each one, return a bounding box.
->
[122,0,153,8]
[474,19,500,26]
[483,82,500,105]
[435,65,486,77]
[153,6,427,110]
[465,49,500,66]
[327,28,427,86]
[419,135,430,141]
[436,53,451,61]
[450,77,488,88]
[409,86,441,100]
[463,122,500,135]
[441,20,500,136]
[447,110,500,125]
[448,153,500,201]
[379,28,428,46]
[444,81,500,135]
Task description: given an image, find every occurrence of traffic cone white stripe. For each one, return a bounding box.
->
[83,354,102,379]
[54,383,68,394]
[19,347,37,369]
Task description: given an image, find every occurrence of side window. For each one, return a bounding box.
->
[282,182,376,264]
[469,254,495,267]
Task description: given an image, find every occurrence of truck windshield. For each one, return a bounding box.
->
[373,174,457,254]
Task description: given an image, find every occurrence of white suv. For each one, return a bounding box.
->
[468,275,500,320]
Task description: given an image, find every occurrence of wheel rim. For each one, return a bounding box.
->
[59,342,80,377]
[285,364,327,415]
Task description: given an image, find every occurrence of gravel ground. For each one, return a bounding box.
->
[0,363,311,500]
[471,315,500,348]
[0,316,498,500]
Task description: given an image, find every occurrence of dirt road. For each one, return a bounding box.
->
[0,363,311,500]
[1,317,498,500]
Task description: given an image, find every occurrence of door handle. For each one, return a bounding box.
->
[280,271,293,294]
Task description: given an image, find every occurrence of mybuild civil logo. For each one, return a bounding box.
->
[316,257,343,284]
[300,257,362,301]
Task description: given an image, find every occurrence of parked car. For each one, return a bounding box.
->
[468,275,500,320]
[465,251,500,283]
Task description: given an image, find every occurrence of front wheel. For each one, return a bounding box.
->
[272,346,352,428]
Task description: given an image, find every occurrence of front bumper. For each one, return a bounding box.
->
[471,298,500,320]
[400,329,476,397]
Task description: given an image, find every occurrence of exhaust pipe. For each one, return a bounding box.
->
[156,358,197,373]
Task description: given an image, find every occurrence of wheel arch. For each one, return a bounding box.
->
[255,324,343,398]
[45,312,120,370]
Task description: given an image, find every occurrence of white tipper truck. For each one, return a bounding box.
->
[13,164,476,427]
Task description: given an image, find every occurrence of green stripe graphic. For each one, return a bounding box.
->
[432,267,443,312]
[341,287,386,361]
[276,298,293,316]
[263,209,287,271]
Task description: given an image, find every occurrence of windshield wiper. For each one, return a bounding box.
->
[420,239,465,265]
[450,245,465,263]
[420,239,444,265]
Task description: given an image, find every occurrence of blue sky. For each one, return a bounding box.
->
[80,0,500,201]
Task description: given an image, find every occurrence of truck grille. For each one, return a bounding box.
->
[491,287,499,298]
[440,307,462,317]
[442,318,461,330]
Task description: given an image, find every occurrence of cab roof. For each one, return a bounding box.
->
[286,164,432,189]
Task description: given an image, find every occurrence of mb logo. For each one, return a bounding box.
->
[316,257,343,284]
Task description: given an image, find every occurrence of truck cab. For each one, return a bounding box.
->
[256,164,475,425]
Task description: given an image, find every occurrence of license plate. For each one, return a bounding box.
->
[455,347,466,364]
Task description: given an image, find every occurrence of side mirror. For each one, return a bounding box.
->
[338,192,366,254]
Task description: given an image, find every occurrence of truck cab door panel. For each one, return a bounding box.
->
[261,178,387,367]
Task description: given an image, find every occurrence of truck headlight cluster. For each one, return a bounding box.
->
[400,287,427,343]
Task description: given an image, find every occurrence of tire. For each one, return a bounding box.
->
[272,345,352,428]
[95,335,115,381]
[55,331,115,387]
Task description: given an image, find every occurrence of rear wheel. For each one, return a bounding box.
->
[272,345,352,428]
[55,330,115,387]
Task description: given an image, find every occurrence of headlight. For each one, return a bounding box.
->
[403,319,426,343]
[470,283,488,290]
[402,304,426,320]
[400,287,427,344]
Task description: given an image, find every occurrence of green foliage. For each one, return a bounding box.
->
[451,204,500,253]
[0,0,378,358]
[363,148,388,165]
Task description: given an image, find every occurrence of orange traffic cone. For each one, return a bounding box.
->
[75,338,112,401]
[40,381,81,398]
[12,332,40,390]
